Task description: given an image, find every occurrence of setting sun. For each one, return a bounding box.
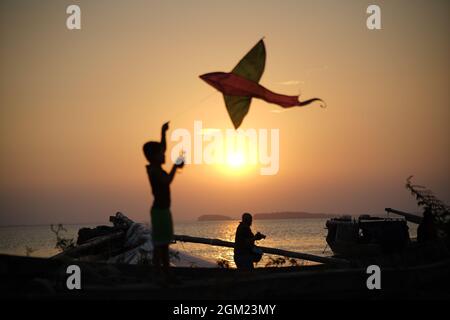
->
[214,150,257,176]
[0,0,448,303]
[227,152,245,168]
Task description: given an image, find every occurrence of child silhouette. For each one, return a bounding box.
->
[143,122,184,280]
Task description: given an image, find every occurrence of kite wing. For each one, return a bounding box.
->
[230,39,266,81]
[224,39,266,129]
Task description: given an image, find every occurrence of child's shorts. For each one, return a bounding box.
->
[150,207,174,246]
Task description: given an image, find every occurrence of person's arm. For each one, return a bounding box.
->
[242,228,256,248]
[244,231,265,247]
[161,122,169,153]
[167,165,177,183]
[159,161,184,185]
[254,232,266,241]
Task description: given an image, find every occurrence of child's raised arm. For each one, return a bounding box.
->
[161,121,169,153]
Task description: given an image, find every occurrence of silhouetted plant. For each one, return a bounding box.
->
[288,258,302,266]
[406,176,450,239]
[50,224,75,252]
[217,258,230,269]
[25,246,35,257]
[265,256,287,267]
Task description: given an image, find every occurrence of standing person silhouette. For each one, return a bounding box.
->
[234,213,266,270]
[143,122,184,281]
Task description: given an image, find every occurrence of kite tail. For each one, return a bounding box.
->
[298,98,327,108]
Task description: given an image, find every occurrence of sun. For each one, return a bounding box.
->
[227,152,245,168]
[216,151,257,176]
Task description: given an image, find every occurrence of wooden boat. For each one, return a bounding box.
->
[325,209,450,267]
[1,253,449,299]
[1,211,449,299]
[52,212,348,267]
[325,213,411,257]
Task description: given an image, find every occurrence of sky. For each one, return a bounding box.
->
[0,0,449,225]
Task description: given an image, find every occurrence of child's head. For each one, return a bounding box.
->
[143,141,165,164]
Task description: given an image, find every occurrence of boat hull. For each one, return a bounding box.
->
[1,254,449,300]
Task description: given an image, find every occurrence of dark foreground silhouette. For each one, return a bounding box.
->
[143,121,184,282]
[234,213,266,270]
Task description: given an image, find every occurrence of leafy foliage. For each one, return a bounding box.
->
[406,176,450,239]
[25,246,35,257]
[217,258,230,269]
[264,256,302,267]
[50,224,75,252]
[265,256,287,267]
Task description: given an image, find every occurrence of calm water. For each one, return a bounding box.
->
[0,219,418,267]
[173,219,331,266]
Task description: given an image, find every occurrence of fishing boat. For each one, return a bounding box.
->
[325,214,410,258]
[325,208,450,266]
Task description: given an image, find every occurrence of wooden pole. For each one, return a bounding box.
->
[174,234,350,267]
[385,208,422,224]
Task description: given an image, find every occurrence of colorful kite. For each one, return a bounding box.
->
[200,39,324,129]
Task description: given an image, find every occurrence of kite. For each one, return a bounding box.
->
[200,39,324,129]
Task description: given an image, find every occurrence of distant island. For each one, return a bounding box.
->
[198,212,337,221]
[197,215,233,221]
[254,212,336,220]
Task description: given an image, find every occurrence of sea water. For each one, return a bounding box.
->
[0,219,418,268]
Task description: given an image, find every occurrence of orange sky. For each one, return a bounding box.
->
[0,0,449,225]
